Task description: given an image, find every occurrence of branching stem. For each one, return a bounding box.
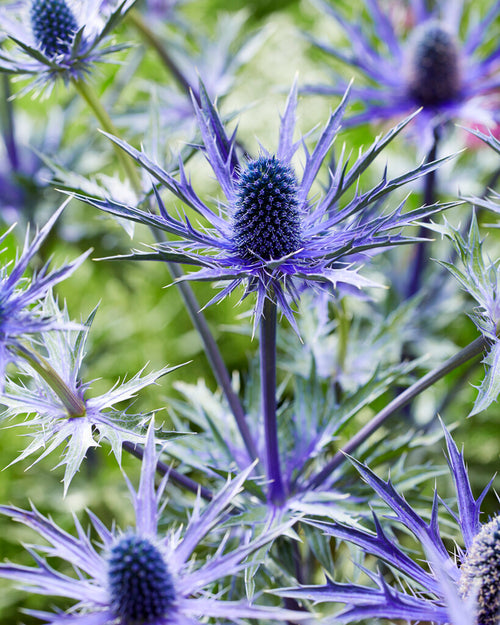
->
[306,334,488,490]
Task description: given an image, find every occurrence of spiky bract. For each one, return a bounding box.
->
[72,81,453,332]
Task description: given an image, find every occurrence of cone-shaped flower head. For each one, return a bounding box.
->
[233,155,302,261]
[405,21,461,107]
[0,421,306,624]
[108,533,176,624]
[305,0,500,149]
[75,81,452,331]
[460,516,500,625]
[30,0,78,57]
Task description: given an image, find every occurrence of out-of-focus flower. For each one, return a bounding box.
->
[121,11,269,140]
[75,81,451,331]
[0,75,73,224]
[0,421,307,624]
[277,425,496,625]
[305,0,500,150]
[0,204,88,383]
[0,0,135,94]
[1,295,178,492]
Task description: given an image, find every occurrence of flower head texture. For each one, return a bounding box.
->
[0,204,88,384]
[75,80,451,331]
[0,0,135,93]
[305,0,500,150]
[277,425,496,624]
[0,421,306,624]
[1,296,178,492]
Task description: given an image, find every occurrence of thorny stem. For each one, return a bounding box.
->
[11,342,86,417]
[406,128,440,299]
[261,296,285,505]
[306,334,488,490]
[72,79,143,195]
[122,440,213,501]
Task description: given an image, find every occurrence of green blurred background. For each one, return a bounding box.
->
[1,0,499,621]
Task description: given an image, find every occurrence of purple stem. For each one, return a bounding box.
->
[305,334,487,491]
[165,261,259,466]
[122,440,213,501]
[261,296,285,505]
[405,127,440,299]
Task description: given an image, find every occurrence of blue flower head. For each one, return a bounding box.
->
[76,80,452,332]
[108,533,176,623]
[277,424,497,625]
[0,0,136,93]
[306,0,500,150]
[30,0,78,57]
[233,155,302,261]
[0,421,306,624]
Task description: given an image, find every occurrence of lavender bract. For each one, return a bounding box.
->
[75,81,453,331]
[1,296,177,492]
[0,204,88,384]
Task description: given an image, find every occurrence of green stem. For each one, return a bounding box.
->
[335,298,349,374]
[72,79,143,195]
[12,343,85,417]
[127,9,196,100]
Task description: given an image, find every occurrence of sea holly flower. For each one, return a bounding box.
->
[74,81,453,331]
[1,295,179,492]
[305,0,500,150]
[0,421,307,624]
[276,425,496,624]
[0,203,88,384]
[0,0,136,94]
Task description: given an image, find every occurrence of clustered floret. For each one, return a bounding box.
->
[460,516,500,625]
[108,533,176,624]
[233,155,302,261]
[30,0,78,57]
[405,22,462,107]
